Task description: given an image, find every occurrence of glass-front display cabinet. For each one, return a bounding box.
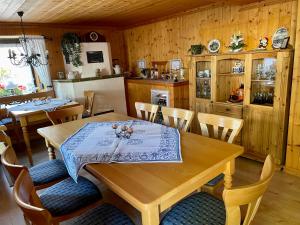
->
[251,57,277,106]
[216,56,245,103]
[195,60,211,99]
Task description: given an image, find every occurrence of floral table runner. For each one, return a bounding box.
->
[60,120,182,181]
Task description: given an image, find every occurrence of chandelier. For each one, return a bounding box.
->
[8,11,48,67]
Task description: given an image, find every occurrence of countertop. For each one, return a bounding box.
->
[52,74,124,83]
[126,77,189,87]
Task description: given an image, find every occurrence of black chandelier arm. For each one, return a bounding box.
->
[8,11,49,68]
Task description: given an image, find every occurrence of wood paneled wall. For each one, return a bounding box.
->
[123,0,297,75]
[0,23,126,79]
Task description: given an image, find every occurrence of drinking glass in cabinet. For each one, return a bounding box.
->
[251,58,277,106]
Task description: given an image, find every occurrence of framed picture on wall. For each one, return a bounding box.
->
[137,59,146,69]
[170,59,182,71]
[86,51,104,63]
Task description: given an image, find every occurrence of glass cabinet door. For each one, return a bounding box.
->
[216,58,245,103]
[251,57,276,106]
[196,61,211,99]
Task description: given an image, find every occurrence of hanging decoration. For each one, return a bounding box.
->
[8,11,48,67]
[61,33,83,67]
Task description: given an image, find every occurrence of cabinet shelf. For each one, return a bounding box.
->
[196,77,211,80]
[251,80,275,82]
[217,73,244,76]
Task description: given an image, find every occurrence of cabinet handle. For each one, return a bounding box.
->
[226,108,230,112]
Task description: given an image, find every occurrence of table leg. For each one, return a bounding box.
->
[141,205,160,225]
[21,125,33,166]
[224,159,235,189]
[45,139,56,160]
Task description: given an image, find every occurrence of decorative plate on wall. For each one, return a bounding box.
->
[208,39,221,53]
[272,27,288,49]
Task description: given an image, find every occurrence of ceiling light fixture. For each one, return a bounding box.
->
[8,11,48,67]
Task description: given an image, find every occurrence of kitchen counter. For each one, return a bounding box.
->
[126,77,188,87]
[125,77,189,116]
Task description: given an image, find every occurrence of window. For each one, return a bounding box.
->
[0,33,51,97]
[0,43,37,97]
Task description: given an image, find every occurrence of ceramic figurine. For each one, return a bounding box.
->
[257,37,269,50]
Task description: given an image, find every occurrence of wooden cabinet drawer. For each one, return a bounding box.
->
[212,102,243,119]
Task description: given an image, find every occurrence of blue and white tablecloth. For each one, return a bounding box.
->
[60,120,182,181]
[7,98,71,112]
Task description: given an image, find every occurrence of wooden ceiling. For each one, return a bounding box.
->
[0,0,262,27]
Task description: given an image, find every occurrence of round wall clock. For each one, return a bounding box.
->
[89,32,99,42]
[208,39,221,53]
[272,27,288,49]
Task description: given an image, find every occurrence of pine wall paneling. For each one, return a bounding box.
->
[123,0,297,77]
[286,0,300,176]
[0,23,126,80]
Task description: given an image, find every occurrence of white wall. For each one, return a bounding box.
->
[64,42,113,78]
[53,77,127,115]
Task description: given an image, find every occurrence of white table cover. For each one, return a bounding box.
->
[7,98,71,112]
[60,120,182,181]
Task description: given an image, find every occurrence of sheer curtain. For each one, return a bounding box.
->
[19,35,52,88]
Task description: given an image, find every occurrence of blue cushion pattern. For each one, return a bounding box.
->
[63,203,134,225]
[206,173,225,186]
[0,117,13,125]
[160,192,226,225]
[40,176,102,217]
[29,159,69,186]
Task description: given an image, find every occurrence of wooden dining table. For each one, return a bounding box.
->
[9,100,79,165]
[37,112,244,225]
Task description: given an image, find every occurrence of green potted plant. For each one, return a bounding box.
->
[188,44,205,55]
[61,33,83,67]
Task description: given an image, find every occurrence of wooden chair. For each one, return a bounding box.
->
[161,106,194,132]
[197,112,244,144]
[46,105,84,125]
[135,102,159,122]
[161,155,275,225]
[14,169,134,225]
[83,90,95,118]
[0,125,69,190]
[197,112,244,195]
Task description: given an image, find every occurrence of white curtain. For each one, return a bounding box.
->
[19,35,52,88]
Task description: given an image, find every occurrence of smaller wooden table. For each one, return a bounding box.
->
[9,101,79,165]
[38,113,244,225]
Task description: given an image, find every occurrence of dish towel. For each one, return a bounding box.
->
[60,120,182,181]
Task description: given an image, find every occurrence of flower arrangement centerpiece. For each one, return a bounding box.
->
[228,32,246,52]
[112,124,133,139]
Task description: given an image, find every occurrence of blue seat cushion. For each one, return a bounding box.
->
[63,203,134,225]
[206,173,225,187]
[29,159,69,186]
[161,192,226,225]
[0,117,13,125]
[40,176,102,217]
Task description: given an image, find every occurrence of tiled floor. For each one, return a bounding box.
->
[1,139,300,225]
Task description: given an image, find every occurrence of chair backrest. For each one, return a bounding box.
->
[197,112,243,144]
[14,169,53,225]
[223,155,275,225]
[84,91,95,116]
[0,125,24,182]
[135,102,159,122]
[161,107,194,132]
[46,105,84,125]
